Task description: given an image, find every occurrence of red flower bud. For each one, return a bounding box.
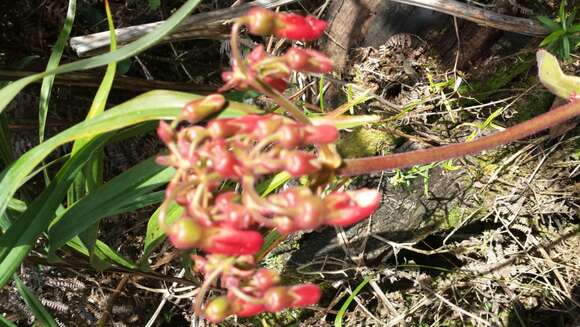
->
[180,94,227,123]
[325,189,381,227]
[289,284,321,307]
[274,13,327,41]
[168,218,203,249]
[284,48,334,73]
[157,121,174,145]
[203,227,264,255]
[264,287,291,312]
[231,297,266,317]
[204,296,232,323]
[304,125,339,144]
[285,151,321,176]
[263,75,289,92]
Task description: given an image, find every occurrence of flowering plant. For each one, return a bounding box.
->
[156,7,380,322]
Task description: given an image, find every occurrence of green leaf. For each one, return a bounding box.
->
[568,24,580,33]
[0,314,17,327]
[39,0,76,148]
[0,136,109,288]
[334,276,372,327]
[562,36,571,58]
[537,15,561,32]
[142,202,183,261]
[66,237,137,269]
[0,0,203,116]
[311,114,381,129]
[537,49,580,98]
[540,30,566,47]
[14,276,59,327]
[70,0,118,268]
[48,157,175,254]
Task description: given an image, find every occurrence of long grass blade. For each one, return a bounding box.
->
[0,136,109,288]
[39,0,76,147]
[69,0,118,268]
[334,276,372,327]
[0,0,203,115]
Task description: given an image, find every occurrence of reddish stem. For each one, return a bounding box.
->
[339,99,580,176]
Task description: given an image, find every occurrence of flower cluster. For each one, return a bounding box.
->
[155,6,381,323]
[193,255,321,322]
[220,45,334,93]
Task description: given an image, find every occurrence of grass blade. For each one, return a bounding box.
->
[0,314,17,327]
[0,136,110,288]
[0,0,203,115]
[14,276,59,327]
[70,0,118,268]
[334,276,372,327]
[39,0,76,147]
[48,157,175,254]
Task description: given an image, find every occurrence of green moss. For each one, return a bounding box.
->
[337,127,397,158]
[459,58,534,102]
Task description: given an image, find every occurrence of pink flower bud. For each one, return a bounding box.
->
[180,94,227,123]
[289,284,321,307]
[168,218,203,249]
[157,121,174,145]
[284,48,334,73]
[204,296,232,323]
[247,45,268,64]
[254,115,283,139]
[277,124,304,148]
[274,14,327,41]
[203,227,264,255]
[264,287,291,312]
[213,151,244,178]
[207,119,240,139]
[325,189,381,227]
[295,195,326,230]
[285,151,321,176]
[252,268,280,291]
[304,125,339,144]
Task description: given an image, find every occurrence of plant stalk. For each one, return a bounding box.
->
[339,99,580,176]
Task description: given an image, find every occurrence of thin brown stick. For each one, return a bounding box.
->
[389,0,548,36]
[339,99,580,176]
[70,0,299,56]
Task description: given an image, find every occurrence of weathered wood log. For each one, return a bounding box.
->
[70,0,299,57]
[389,0,548,36]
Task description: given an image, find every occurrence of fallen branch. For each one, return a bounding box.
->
[70,0,298,57]
[0,70,214,93]
[388,0,549,36]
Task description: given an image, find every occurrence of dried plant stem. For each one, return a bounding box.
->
[340,99,580,176]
